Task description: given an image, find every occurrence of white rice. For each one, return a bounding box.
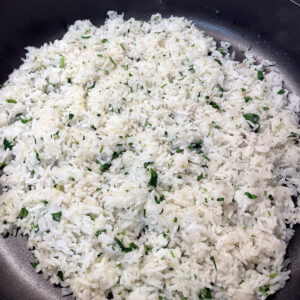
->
[0,11,299,300]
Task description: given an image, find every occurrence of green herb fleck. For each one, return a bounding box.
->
[202,154,211,161]
[57,271,64,281]
[259,284,270,297]
[244,192,257,199]
[114,237,136,253]
[270,273,277,278]
[109,56,116,67]
[197,173,204,181]
[208,101,221,110]
[30,262,39,267]
[188,140,203,153]
[3,138,13,150]
[210,256,217,270]
[149,169,158,188]
[51,211,62,222]
[217,47,227,57]
[19,207,29,218]
[257,70,264,81]
[6,99,17,103]
[154,195,165,204]
[95,229,107,237]
[21,117,33,124]
[101,38,108,43]
[175,148,183,153]
[243,113,260,133]
[144,244,152,255]
[34,149,40,163]
[60,56,65,68]
[199,287,213,299]
[214,58,222,65]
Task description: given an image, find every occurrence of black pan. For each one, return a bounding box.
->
[0,0,299,299]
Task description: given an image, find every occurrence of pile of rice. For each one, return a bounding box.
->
[0,12,299,300]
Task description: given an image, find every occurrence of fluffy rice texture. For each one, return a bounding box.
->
[0,12,299,300]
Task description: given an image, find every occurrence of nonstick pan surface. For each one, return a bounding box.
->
[0,0,299,299]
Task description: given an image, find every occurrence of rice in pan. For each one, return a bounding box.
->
[0,12,299,300]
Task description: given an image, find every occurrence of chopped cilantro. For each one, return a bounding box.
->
[57,271,64,281]
[188,140,203,153]
[143,244,152,255]
[259,284,270,297]
[154,195,165,204]
[202,154,210,161]
[199,287,213,299]
[30,262,39,267]
[114,238,137,253]
[243,113,260,133]
[19,207,29,218]
[21,117,33,124]
[109,56,116,67]
[51,211,62,222]
[214,58,222,65]
[34,149,40,163]
[60,56,65,68]
[277,89,285,94]
[244,192,257,199]
[95,229,107,237]
[149,169,158,187]
[188,66,195,73]
[197,173,204,181]
[208,101,221,110]
[101,162,112,172]
[257,70,264,81]
[3,138,13,150]
[144,161,154,169]
[217,47,227,57]
[210,256,217,270]
[101,38,108,43]
[6,99,17,103]
[175,148,184,153]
